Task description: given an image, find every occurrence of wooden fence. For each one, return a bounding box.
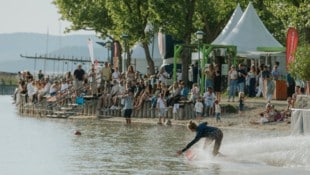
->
[17,94,238,120]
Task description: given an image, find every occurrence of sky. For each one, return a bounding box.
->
[0,0,94,35]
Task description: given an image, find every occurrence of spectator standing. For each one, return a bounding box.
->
[261,65,271,98]
[73,64,86,94]
[204,64,214,92]
[247,65,257,97]
[256,64,264,97]
[213,64,222,102]
[122,90,134,124]
[88,64,98,96]
[228,65,238,102]
[237,64,247,93]
[101,62,112,92]
[156,93,167,124]
[271,65,280,80]
[266,77,275,102]
[194,97,204,121]
[192,62,198,84]
[203,86,215,117]
[286,73,295,97]
[214,100,221,122]
[37,70,44,80]
[126,65,136,82]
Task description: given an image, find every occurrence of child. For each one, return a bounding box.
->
[203,87,215,117]
[190,83,199,103]
[156,93,167,124]
[214,100,221,122]
[194,97,203,121]
[122,90,134,124]
[239,92,245,115]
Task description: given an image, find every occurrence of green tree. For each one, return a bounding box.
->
[270,0,310,44]
[289,44,310,81]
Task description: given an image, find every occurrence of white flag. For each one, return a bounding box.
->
[88,38,95,64]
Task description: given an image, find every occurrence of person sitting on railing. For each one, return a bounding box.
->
[15,79,27,105]
[110,80,122,109]
[81,79,91,96]
[47,80,60,102]
[132,80,143,107]
[58,78,71,105]
[167,82,181,106]
[189,83,199,103]
[26,77,38,104]
[179,81,189,101]
[134,81,152,110]
[37,77,51,103]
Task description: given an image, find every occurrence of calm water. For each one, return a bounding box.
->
[1,95,310,175]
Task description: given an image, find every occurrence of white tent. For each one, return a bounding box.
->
[212,3,243,44]
[129,34,162,73]
[213,2,283,56]
[130,34,161,60]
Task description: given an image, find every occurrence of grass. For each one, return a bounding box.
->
[0,73,18,85]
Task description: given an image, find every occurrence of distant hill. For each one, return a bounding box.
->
[0,33,108,73]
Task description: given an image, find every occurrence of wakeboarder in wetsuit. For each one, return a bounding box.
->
[177,121,223,156]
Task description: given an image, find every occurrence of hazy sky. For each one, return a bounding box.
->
[0,0,94,35]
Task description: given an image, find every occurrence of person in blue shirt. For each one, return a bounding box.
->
[179,81,189,100]
[177,121,223,156]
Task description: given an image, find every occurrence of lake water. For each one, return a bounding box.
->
[1,95,310,175]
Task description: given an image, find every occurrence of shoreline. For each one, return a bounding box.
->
[70,97,291,132]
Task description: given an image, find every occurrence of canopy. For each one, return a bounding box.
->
[212,2,283,55]
[212,3,243,44]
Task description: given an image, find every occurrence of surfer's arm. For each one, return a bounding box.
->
[181,131,202,153]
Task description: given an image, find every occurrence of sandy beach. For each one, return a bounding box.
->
[88,97,291,132]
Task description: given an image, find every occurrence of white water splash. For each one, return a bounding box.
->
[186,133,310,173]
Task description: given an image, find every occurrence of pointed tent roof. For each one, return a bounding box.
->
[212,4,243,44]
[130,34,161,60]
[214,2,283,54]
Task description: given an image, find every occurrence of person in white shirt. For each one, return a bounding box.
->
[112,67,121,82]
[157,93,167,124]
[194,97,203,121]
[214,100,221,122]
[27,79,37,103]
[158,67,170,85]
[60,79,69,92]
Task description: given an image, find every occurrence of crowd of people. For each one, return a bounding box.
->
[12,60,307,125]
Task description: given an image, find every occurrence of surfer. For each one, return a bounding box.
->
[177,121,223,156]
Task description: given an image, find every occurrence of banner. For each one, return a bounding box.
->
[88,38,95,64]
[158,31,166,59]
[286,27,298,70]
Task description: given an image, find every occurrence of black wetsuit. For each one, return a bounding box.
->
[182,123,223,156]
